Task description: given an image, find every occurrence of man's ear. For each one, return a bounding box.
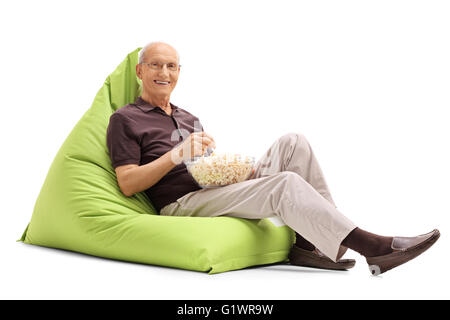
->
[136,64,142,80]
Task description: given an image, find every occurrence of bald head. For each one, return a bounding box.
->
[136,41,181,109]
[138,41,180,65]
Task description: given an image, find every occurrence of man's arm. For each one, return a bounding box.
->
[115,149,176,197]
[115,131,216,197]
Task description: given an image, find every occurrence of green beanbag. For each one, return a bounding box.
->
[19,48,295,274]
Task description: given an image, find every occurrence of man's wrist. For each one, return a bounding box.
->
[170,146,183,165]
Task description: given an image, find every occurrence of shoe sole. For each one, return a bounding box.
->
[288,245,356,271]
[366,229,440,276]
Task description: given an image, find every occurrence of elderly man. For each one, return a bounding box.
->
[107,41,439,275]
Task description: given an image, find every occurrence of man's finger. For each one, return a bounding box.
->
[198,131,215,144]
[202,137,216,149]
[193,135,214,145]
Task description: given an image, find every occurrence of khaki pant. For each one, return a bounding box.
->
[160,132,357,262]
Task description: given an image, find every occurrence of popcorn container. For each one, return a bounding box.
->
[184,151,256,188]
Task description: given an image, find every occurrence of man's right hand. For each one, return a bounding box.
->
[171,132,216,165]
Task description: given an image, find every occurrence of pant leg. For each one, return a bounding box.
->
[249,132,350,258]
[250,132,337,208]
[160,171,356,262]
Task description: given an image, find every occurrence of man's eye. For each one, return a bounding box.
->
[168,63,176,68]
[151,63,159,67]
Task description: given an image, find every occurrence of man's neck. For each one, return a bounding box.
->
[141,93,171,113]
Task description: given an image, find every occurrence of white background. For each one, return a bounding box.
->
[1,0,449,299]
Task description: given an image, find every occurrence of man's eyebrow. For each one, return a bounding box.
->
[147,55,177,61]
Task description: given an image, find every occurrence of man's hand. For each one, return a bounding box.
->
[171,132,216,165]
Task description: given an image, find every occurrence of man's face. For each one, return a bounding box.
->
[137,44,180,98]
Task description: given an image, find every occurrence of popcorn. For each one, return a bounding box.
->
[184,152,255,188]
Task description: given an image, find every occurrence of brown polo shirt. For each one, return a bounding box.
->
[106,96,203,212]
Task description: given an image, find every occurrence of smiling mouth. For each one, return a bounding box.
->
[154,80,170,85]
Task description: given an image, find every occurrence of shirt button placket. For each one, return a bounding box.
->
[171,113,183,142]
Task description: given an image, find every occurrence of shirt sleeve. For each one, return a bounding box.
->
[106,113,141,169]
[197,118,205,132]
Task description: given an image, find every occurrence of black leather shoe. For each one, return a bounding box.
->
[366,229,440,276]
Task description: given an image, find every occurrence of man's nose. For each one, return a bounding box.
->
[158,65,170,76]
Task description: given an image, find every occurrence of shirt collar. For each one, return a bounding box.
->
[134,96,179,113]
